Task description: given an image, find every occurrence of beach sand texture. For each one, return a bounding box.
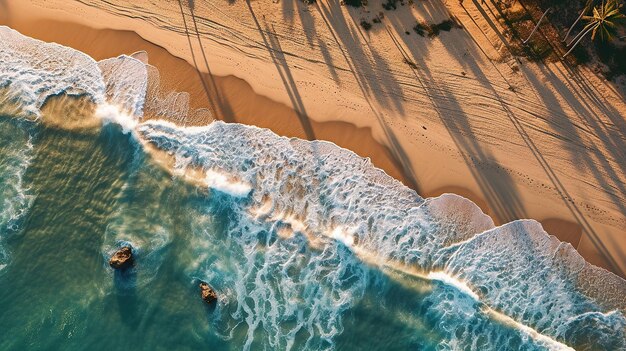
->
[1,0,625,277]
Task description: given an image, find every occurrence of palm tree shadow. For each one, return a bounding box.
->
[177,0,235,122]
[246,0,317,140]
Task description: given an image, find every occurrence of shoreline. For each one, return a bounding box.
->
[2,0,625,277]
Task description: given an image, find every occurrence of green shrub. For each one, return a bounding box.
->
[413,22,429,36]
[382,0,398,10]
[414,19,459,37]
[435,20,455,32]
[345,0,363,7]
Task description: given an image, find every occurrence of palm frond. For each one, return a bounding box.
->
[584,0,625,41]
[564,0,625,57]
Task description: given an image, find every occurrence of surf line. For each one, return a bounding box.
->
[130,117,573,350]
[246,198,573,350]
[319,229,575,351]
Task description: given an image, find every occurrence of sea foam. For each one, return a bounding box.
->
[204,169,252,198]
[95,103,139,134]
[0,118,35,273]
[0,26,105,119]
[137,120,626,350]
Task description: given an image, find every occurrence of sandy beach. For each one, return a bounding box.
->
[1,0,625,278]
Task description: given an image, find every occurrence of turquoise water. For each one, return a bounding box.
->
[1,25,625,351]
[0,117,433,350]
[0,114,620,351]
[0,118,457,349]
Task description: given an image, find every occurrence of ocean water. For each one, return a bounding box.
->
[0,26,625,351]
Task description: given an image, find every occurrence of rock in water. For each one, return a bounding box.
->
[199,282,217,304]
[109,246,134,270]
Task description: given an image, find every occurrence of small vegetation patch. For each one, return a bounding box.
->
[382,0,399,10]
[436,19,456,32]
[413,22,429,36]
[527,39,553,61]
[382,0,412,10]
[505,7,532,23]
[344,0,363,7]
[360,20,372,31]
[498,9,559,62]
[413,19,460,38]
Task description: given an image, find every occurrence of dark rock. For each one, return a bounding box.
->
[109,246,134,270]
[199,282,217,304]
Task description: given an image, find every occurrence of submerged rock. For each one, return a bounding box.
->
[199,282,217,304]
[109,246,134,270]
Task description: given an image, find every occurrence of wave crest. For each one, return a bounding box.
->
[138,120,626,350]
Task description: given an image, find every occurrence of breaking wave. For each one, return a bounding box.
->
[1,25,625,350]
[0,117,34,272]
[137,119,625,350]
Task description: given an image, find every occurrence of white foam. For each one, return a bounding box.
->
[138,120,626,350]
[0,119,35,273]
[489,311,575,351]
[95,103,138,134]
[205,169,251,198]
[427,271,479,300]
[0,26,105,119]
[1,27,149,129]
[97,55,148,117]
[328,226,356,248]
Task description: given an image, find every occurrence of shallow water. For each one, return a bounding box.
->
[0,118,545,350]
[0,119,221,350]
[0,115,614,351]
[1,25,625,351]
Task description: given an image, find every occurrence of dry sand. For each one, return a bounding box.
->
[1,0,625,277]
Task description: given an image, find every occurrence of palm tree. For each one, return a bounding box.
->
[563,0,626,57]
[563,0,596,43]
